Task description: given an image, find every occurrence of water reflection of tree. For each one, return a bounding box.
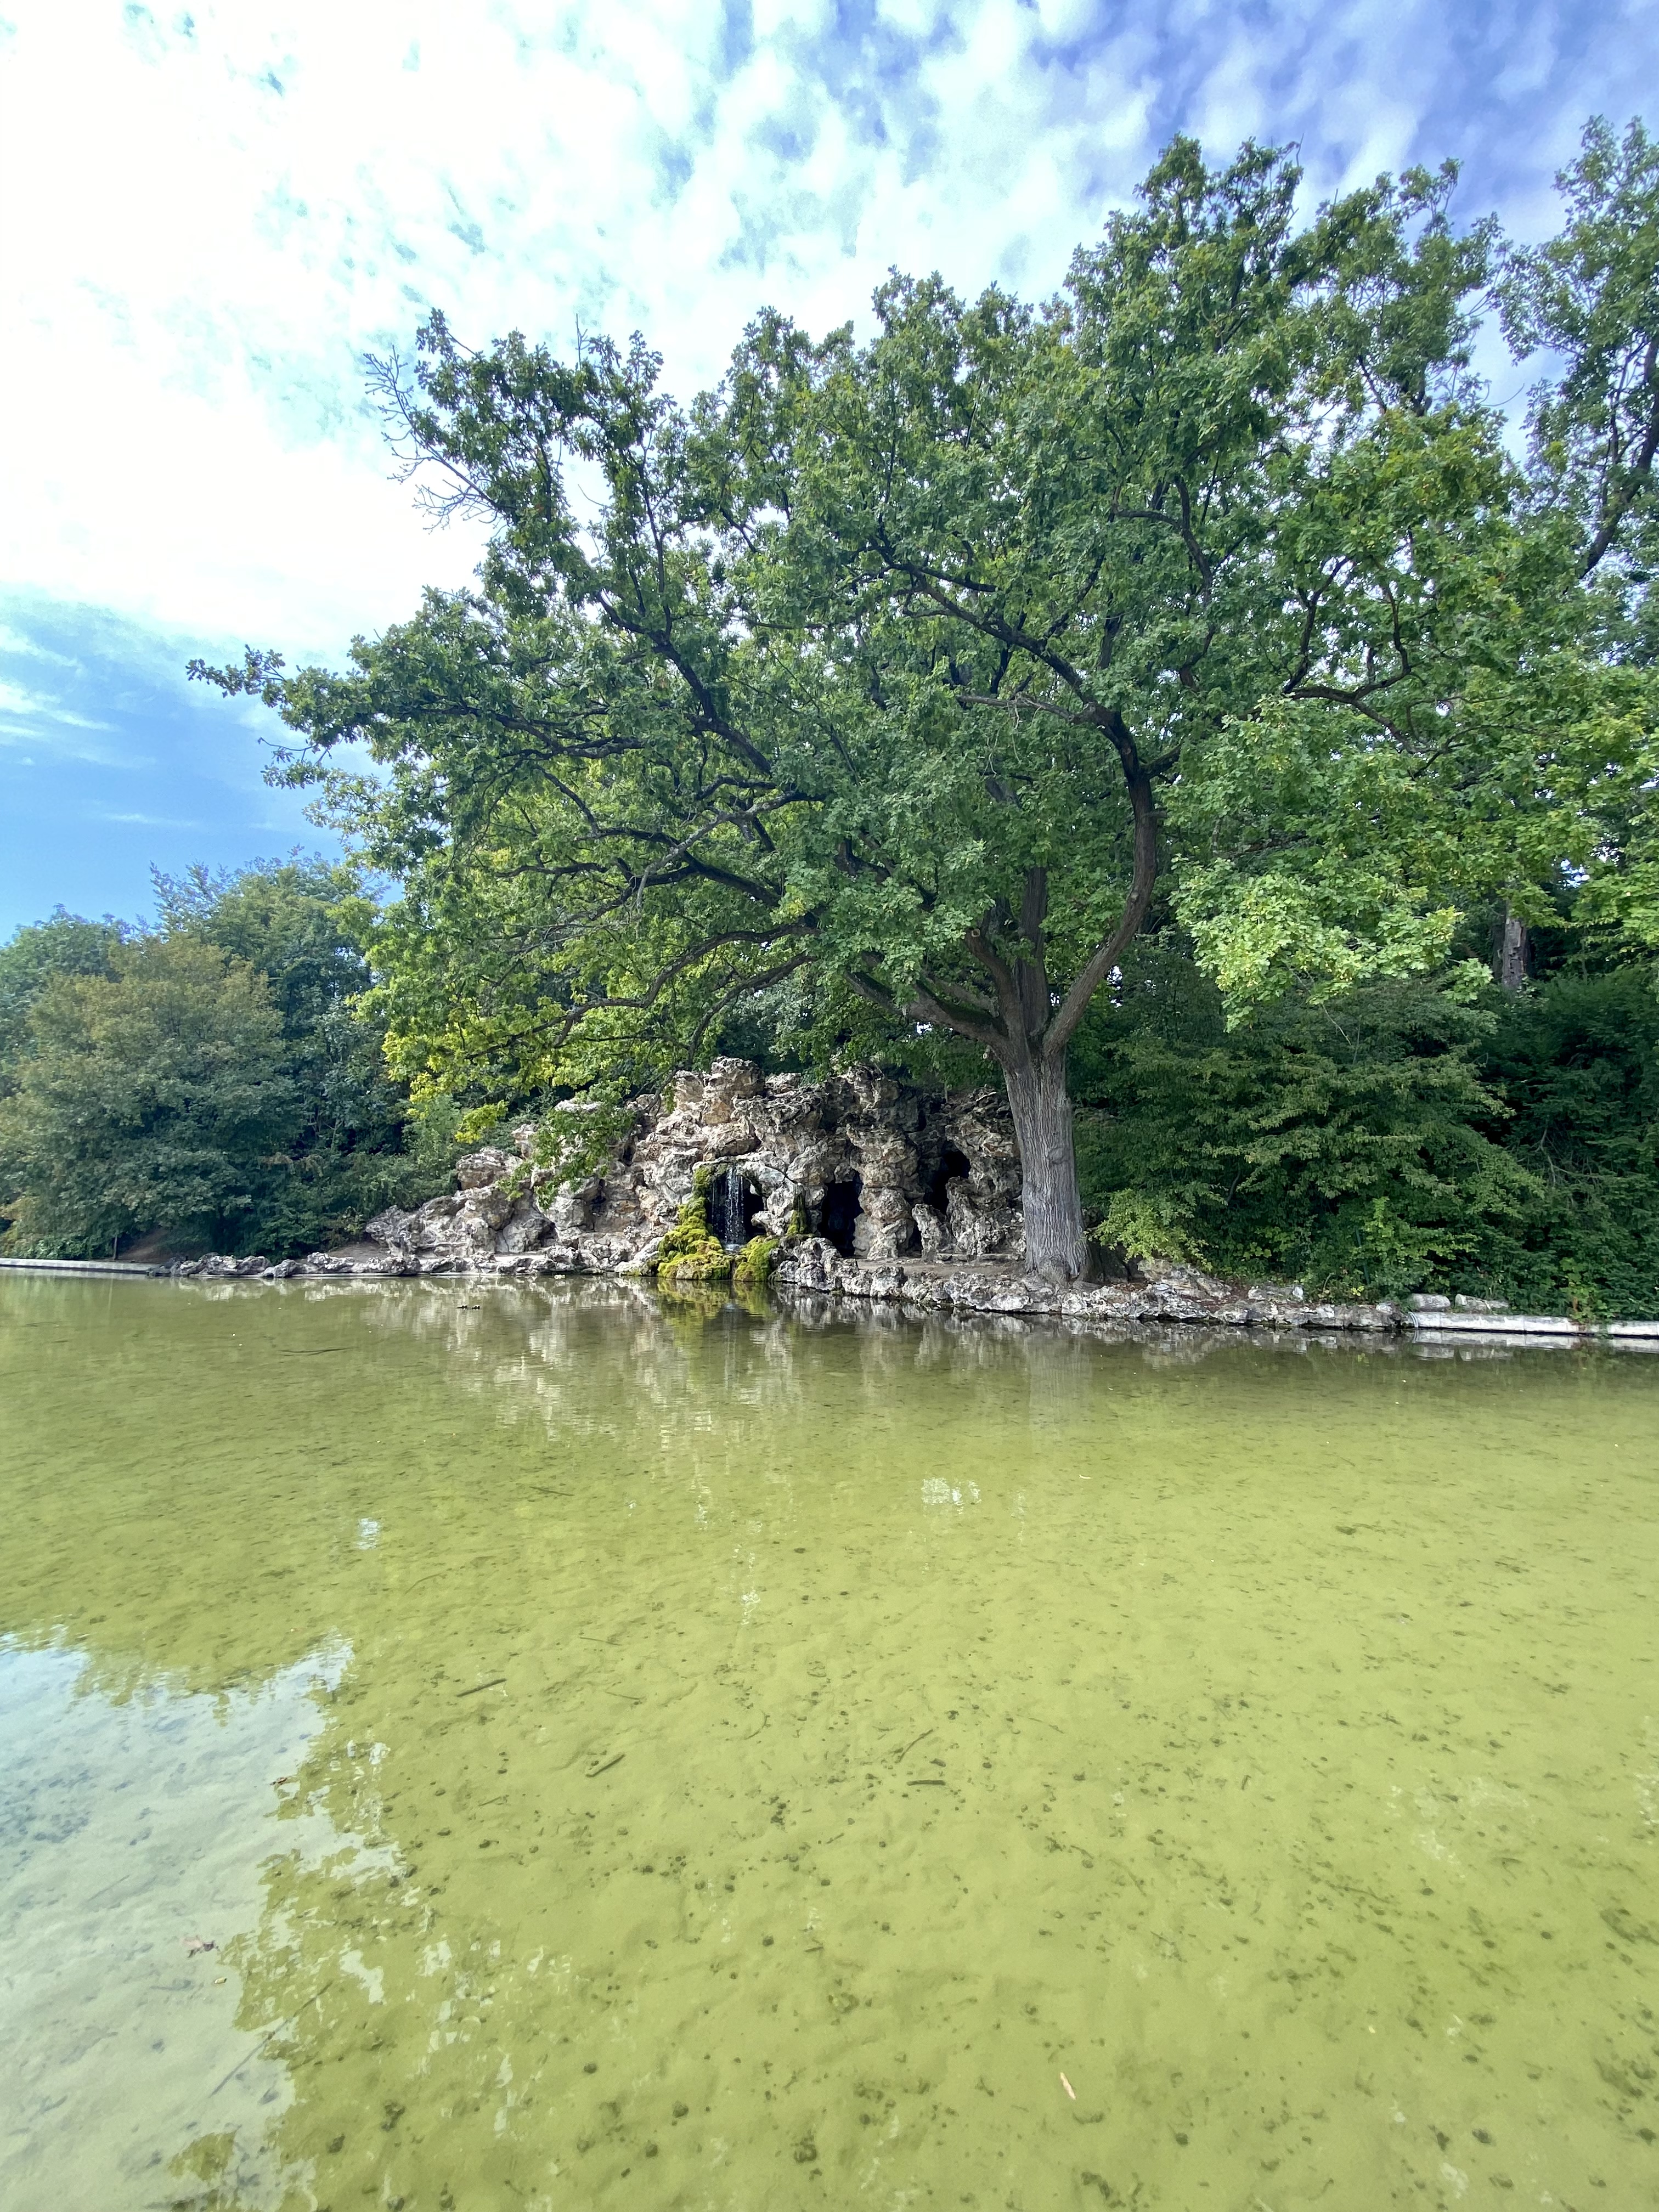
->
[1,1274,1338,1713]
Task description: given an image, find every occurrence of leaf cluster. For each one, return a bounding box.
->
[0,860,449,1258]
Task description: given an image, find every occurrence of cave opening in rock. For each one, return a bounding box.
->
[819,1175,863,1257]
[927,1147,971,1215]
[706,1166,763,1249]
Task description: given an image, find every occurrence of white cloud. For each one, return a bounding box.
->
[0,679,112,730]
[0,0,1652,674]
[103,811,206,828]
[0,625,77,665]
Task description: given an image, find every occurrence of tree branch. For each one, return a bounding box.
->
[1042,764,1158,1057]
[1582,330,1659,576]
[906,978,1011,1056]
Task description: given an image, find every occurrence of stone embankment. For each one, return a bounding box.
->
[0,1255,168,1278]
[1404,1295,1659,1343]
[163,1057,1406,1334]
[769,1245,1402,1332]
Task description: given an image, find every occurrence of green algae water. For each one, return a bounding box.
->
[2,1276,1657,2211]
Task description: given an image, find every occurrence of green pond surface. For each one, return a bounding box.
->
[1,1275,1657,2212]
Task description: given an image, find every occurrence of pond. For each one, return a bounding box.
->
[1,1274,1656,2210]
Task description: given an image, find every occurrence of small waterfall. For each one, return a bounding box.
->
[720,1163,745,1250]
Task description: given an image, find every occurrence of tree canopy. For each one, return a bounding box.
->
[196,123,1658,1282]
[0,934,297,1256]
[0,907,129,1084]
[0,859,453,1259]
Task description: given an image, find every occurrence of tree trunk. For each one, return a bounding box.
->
[1002,1053,1088,1283]
[1496,908,1530,994]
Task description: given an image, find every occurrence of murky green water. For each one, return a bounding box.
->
[2,1276,1656,2211]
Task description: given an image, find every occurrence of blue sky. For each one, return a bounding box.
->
[1,0,1654,934]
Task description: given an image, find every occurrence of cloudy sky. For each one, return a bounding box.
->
[1,0,1652,932]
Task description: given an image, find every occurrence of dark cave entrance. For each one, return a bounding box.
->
[706,1165,764,1249]
[819,1175,863,1257]
[927,1147,970,1214]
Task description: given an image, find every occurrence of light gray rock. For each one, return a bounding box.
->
[495,1197,553,1255]
[548,1177,601,1237]
[1140,1262,1232,1302]
[456,1147,513,1190]
[774,1235,842,1293]
[175,1253,269,1279]
[300,1053,1410,1336]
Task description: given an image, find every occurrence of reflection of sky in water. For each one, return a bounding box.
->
[0,1639,353,2209]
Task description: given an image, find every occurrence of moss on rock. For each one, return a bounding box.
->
[654,1176,731,1286]
[731,1234,778,1294]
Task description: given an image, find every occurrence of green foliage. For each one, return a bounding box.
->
[1499,117,1659,600]
[0,935,299,1256]
[654,1180,732,1286]
[512,1100,638,1197]
[1470,969,1659,1316]
[0,859,447,1259]
[153,856,376,1034]
[1073,943,1659,1315]
[1088,1190,1200,1267]
[403,1091,474,1184]
[0,909,128,1086]
[731,1233,779,1293]
[1071,949,1538,1302]
[1486,117,1659,955]
[1165,116,1659,1001]
[148,857,446,1254]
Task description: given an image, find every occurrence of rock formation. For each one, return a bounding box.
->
[167,1058,1402,1331]
[361,1057,1027,1279]
[286,1056,1400,1334]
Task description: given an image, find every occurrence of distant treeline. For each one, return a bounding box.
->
[0,858,456,1262]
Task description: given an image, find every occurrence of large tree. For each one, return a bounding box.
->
[0,907,128,1087]
[200,133,1646,1280]
[0,862,447,1257]
[0,934,297,1256]
[1497,117,1659,953]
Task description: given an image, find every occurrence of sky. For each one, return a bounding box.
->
[1,0,1654,935]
